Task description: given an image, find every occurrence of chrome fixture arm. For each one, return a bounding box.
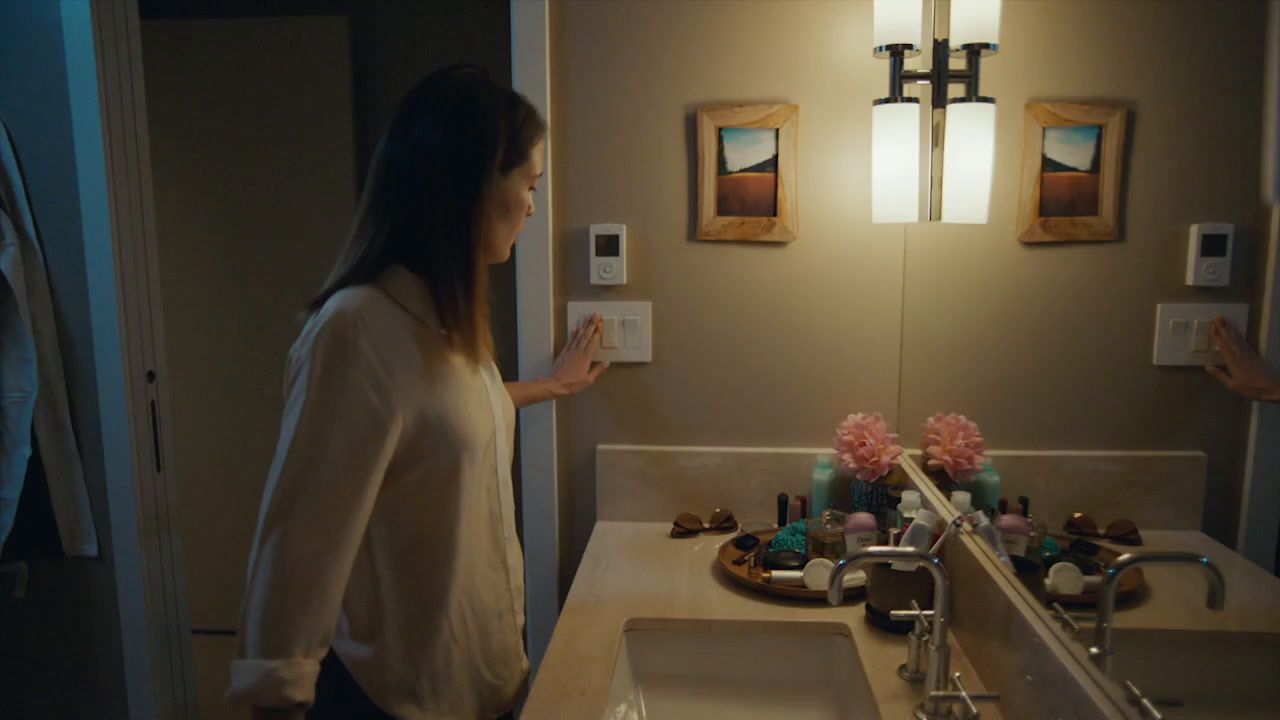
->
[890,39,994,107]
[1090,552,1225,675]
[829,546,955,719]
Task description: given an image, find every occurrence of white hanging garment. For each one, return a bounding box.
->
[0,117,98,557]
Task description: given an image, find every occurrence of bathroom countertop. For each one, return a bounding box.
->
[521,521,1002,720]
[1098,530,1280,633]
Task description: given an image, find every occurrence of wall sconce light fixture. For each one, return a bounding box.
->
[871,0,1002,224]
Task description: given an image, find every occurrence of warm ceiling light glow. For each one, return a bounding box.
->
[873,0,923,50]
[941,99,997,224]
[950,0,1003,49]
[872,99,921,224]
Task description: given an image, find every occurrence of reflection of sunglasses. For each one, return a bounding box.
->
[1064,513,1142,545]
[670,509,738,538]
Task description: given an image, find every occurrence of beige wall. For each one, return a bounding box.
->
[553,0,1268,578]
[898,0,1267,543]
[143,17,356,719]
[553,0,906,581]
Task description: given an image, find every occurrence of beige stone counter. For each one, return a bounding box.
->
[522,521,1001,719]
[1096,530,1280,634]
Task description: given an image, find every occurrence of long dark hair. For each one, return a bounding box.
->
[309,64,544,364]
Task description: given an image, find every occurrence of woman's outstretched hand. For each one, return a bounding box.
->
[550,313,610,397]
[1205,316,1280,403]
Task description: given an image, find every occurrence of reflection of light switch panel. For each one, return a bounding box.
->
[567,301,652,363]
[1153,303,1248,366]
[1190,320,1211,351]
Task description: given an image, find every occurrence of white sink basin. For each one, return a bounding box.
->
[602,618,880,720]
[1109,628,1280,719]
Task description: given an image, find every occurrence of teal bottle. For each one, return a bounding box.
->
[971,460,1001,515]
[810,456,836,517]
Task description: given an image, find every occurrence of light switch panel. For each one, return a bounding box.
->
[567,300,652,363]
[1153,303,1248,366]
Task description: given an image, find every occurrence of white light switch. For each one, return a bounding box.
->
[622,316,641,348]
[601,317,618,349]
[1153,303,1248,366]
[1190,320,1211,352]
[568,301,652,363]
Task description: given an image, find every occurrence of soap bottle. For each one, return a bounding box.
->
[950,490,974,516]
[811,456,836,517]
[1017,495,1048,560]
[897,490,922,530]
[970,459,1001,515]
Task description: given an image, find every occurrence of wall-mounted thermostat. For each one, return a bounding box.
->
[1186,223,1233,287]
[589,223,626,286]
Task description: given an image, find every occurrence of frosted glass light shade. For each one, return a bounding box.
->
[871,100,921,224]
[941,100,996,224]
[950,0,1002,49]
[873,0,923,50]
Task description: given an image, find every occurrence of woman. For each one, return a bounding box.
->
[228,65,607,720]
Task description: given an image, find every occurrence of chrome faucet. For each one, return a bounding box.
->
[1090,551,1225,675]
[830,546,962,720]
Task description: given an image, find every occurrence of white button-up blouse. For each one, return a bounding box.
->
[229,266,527,719]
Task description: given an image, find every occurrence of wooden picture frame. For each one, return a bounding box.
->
[1017,102,1128,243]
[696,104,798,242]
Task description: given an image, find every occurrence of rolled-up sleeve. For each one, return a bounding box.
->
[228,308,402,708]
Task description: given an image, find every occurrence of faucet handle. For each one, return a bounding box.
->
[889,599,933,623]
[1050,602,1081,635]
[1123,680,1165,720]
[926,672,1000,720]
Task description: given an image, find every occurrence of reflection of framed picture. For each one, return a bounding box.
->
[1017,102,1127,243]
[696,104,798,242]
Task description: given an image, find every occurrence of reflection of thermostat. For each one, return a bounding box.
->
[1186,223,1233,287]
[589,223,626,286]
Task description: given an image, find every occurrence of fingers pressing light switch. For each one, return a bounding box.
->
[1153,303,1248,365]
[567,301,652,363]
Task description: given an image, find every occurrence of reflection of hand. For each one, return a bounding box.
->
[1205,317,1280,403]
[550,313,609,397]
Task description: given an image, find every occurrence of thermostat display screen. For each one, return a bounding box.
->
[595,234,621,257]
[1201,234,1229,258]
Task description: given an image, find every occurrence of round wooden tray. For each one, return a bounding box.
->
[716,528,866,603]
[1045,533,1144,606]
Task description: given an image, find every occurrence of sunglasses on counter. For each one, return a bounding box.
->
[669,509,738,538]
[1064,513,1143,546]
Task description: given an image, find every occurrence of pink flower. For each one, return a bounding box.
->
[920,412,987,484]
[834,412,904,483]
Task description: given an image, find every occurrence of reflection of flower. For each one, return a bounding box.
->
[835,412,904,483]
[920,413,987,484]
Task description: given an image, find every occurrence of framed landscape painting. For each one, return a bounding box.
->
[696,104,798,243]
[1017,103,1128,243]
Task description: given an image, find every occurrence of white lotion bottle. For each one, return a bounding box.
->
[891,507,940,571]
